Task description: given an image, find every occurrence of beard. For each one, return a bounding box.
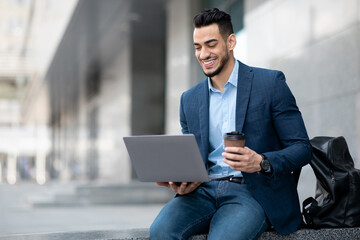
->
[203,51,230,78]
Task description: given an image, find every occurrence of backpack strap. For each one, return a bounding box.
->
[302,197,320,229]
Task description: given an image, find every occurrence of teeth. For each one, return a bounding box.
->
[204,60,214,64]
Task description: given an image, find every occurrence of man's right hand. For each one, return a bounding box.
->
[156,182,202,195]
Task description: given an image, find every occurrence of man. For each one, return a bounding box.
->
[150,8,312,240]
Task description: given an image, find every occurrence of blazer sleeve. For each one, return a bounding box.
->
[263,72,312,177]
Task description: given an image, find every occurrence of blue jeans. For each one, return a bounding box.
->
[150,180,268,240]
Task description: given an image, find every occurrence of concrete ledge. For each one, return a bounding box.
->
[29,183,174,207]
[1,227,360,240]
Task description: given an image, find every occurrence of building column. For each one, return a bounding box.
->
[165,0,195,134]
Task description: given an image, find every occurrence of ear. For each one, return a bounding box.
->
[227,33,237,51]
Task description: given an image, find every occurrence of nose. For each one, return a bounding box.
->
[199,47,210,60]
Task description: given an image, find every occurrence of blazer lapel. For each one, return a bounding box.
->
[198,80,210,164]
[236,61,254,132]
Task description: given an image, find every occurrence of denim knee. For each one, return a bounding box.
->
[149,221,160,240]
[149,219,177,240]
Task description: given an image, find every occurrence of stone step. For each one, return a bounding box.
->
[2,227,360,240]
[29,182,174,207]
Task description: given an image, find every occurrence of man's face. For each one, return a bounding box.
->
[193,23,230,78]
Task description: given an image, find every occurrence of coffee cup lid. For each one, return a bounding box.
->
[223,131,246,140]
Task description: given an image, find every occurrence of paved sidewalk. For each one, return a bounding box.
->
[0,182,164,237]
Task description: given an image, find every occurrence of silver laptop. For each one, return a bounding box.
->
[123,134,210,182]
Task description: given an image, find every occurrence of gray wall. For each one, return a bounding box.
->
[244,0,360,203]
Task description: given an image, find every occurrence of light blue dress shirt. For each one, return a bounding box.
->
[207,60,242,178]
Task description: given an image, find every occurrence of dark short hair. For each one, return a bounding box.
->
[193,8,234,39]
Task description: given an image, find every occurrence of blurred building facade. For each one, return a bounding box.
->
[17,0,246,183]
[1,0,359,197]
[0,0,28,184]
[0,0,78,184]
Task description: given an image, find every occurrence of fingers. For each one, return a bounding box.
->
[168,182,202,195]
[168,182,184,193]
[173,182,188,193]
[222,147,250,162]
[156,182,170,187]
[186,182,202,191]
[222,146,256,161]
[223,158,246,170]
[177,182,201,195]
[179,182,187,192]
[224,146,249,154]
[223,159,252,172]
[222,147,262,173]
[222,151,250,162]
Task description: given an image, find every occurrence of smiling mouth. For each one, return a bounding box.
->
[202,58,217,68]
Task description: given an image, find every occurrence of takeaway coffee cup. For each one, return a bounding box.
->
[223,131,246,148]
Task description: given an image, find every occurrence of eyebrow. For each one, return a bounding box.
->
[193,38,218,46]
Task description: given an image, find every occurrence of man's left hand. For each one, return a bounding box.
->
[222,147,262,173]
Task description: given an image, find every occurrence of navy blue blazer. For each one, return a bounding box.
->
[179,61,312,235]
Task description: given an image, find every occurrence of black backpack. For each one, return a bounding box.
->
[302,136,360,228]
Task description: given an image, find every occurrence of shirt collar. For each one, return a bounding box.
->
[208,60,239,92]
